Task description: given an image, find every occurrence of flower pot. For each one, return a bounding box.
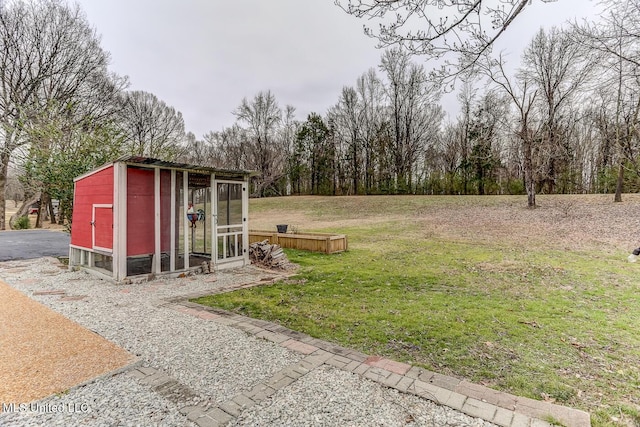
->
[276,224,288,234]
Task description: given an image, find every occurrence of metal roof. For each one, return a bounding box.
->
[75,155,257,182]
[116,155,257,177]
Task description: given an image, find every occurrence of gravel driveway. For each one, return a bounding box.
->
[0,258,499,426]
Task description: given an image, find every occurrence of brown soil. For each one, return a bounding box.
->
[0,279,134,407]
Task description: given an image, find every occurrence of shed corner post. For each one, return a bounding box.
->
[153,167,161,274]
[68,181,78,270]
[183,170,190,270]
[170,170,176,272]
[113,162,128,281]
[210,173,216,269]
[243,176,250,266]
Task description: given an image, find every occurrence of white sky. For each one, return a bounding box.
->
[74,0,603,139]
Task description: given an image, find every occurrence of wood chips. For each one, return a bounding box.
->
[0,280,134,407]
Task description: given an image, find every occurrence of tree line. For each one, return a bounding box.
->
[184,0,640,208]
[3,0,640,229]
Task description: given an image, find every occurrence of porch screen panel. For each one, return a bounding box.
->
[216,182,243,261]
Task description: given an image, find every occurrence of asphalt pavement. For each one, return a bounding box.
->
[0,230,70,261]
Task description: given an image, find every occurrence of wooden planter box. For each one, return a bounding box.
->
[249,230,348,254]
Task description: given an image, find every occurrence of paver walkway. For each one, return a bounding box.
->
[158,284,591,427]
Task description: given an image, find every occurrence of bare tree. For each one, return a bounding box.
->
[328,86,363,194]
[279,105,299,195]
[380,47,443,192]
[355,68,386,193]
[465,92,507,195]
[476,54,539,206]
[181,132,199,161]
[574,0,640,69]
[435,123,461,194]
[4,172,23,206]
[521,27,594,194]
[454,82,476,194]
[574,0,640,201]
[336,0,558,75]
[233,90,286,196]
[0,0,115,229]
[118,90,185,160]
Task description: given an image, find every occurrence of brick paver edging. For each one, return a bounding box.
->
[157,277,591,427]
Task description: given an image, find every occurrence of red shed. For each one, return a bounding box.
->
[69,155,253,281]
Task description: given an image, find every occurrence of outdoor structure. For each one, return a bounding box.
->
[249,230,348,254]
[69,155,253,282]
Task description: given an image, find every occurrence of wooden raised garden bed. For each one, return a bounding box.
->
[249,230,348,254]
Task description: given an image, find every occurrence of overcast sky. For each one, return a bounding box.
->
[74,0,602,139]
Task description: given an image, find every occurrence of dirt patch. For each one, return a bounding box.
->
[0,281,134,406]
[420,196,640,252]
[3,201,65,231]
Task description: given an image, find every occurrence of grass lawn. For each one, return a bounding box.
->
[194,194,640,426]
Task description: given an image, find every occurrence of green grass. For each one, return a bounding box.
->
[194,196,640,426]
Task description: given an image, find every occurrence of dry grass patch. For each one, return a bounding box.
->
[251,194,640,252]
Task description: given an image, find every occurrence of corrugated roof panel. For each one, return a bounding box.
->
[75,155,257,182]
[116,155,257,177]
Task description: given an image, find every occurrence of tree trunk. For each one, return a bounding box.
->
[364,141,371,195]
[36,192,50,228]
[9,193,40,229]
[49,198,57,224]
[58,199,67,226]
[0,152,8,230]
[35,204,42,228]
[614,162,624,202]
[523,136,536,209]
[42,193,51,222]
[352,132,359,195]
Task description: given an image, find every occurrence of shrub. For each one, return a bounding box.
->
[13,215,30,230]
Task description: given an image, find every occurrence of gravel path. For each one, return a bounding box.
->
[232,365,489,427]
[0,258,495,426]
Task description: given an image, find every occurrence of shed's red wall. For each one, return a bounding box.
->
[72,163,176,257]
[70,166,114,249]
[160,170,171,252]
[127,168,154,256]
[126,167,171,256]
